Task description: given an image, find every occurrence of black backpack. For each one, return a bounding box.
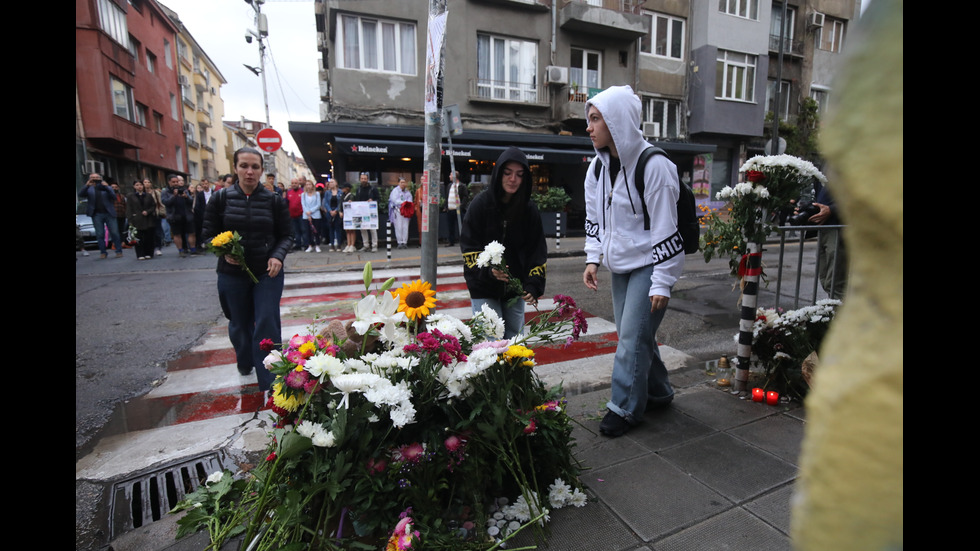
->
[593,146,700,254]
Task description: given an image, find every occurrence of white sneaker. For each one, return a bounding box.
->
[315,245,321,252]
[371,246,378,252]
[305,246,313,253]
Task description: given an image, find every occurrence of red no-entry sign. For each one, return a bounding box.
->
[256,127,282,152]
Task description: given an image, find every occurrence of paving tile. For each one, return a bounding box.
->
[670,384,775,431]
[743,483,795,536]
[658,432,797,503]
[654,507,792,551]
[728,413,805,466]
[587,455,730,541]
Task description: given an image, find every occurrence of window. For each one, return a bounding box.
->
[715,50,756,102]
[337,14,416,75]
[147,51,156,73]
[769,4,796,52]
[128,35,140,59]
[170,93,178,120]
[189,161,199,181]
[164,39,173,69]
[97,0,130,49]
[477,33,538,102]
[176,146,183,172]
[810,86,829,114]
[135,102,148,126]
[177,39,188,63]
[766,79,791,118]
[641,12,685,60]
[570,48,601,91]
[718,0,759,20]
[153,111,164,133]
[816,18,845,53]
[643,97,682,139]
[111,76,134,121]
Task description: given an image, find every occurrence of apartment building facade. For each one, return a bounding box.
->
[290,0,858,228]
[160,4,231,186]
[76,0,186,191]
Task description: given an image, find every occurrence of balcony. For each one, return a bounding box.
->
[473,0,550,11]
[557,85,603,121]
[769,34,804,56]
[468,79,549,107]
[559,0,647,40]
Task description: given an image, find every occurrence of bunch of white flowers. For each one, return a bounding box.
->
[716,183,770,202]
[739,154,827,184]
[476,240,506,268]
[547,478,588,509]
[296,421,337,448]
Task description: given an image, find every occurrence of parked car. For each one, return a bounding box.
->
[76,200,97,250]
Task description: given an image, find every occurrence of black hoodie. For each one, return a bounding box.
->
[460,147,547,301]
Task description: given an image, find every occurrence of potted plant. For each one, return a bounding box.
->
[532,187,571,237]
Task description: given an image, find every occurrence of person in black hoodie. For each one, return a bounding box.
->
[460,147,547,339]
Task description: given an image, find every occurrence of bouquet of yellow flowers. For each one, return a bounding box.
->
[207,231,258,283]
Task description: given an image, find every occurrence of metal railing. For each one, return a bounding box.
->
[771,224,846,310]
[470,79,542,104]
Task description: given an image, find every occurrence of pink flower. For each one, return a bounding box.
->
[259,338,276,352]
[367,457,387,475]
[444,435,463,452]
[285,369,310,389]
[288,334,311,349]
[266,452,277,462]
[396,442,426,464]
[523,417,537,435]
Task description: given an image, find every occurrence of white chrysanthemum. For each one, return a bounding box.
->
[311,428,336,448]
[364,379,412,408]
[478,303,506,339]
[389,400,417,428]
[754,185,770,198]
[295,421,316,439]
[331,372,382,394]
[568,489,587,507]
[205,471,224,485]
[343,358,371,373]
[304,353,344,380]
[486,241,505,263]
[427,313,473,342]
[548,479,573,508]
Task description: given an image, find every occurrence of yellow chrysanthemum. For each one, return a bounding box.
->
[395,279,437,321]
[504,345,535,366]
[298,341,317,358]
[271,383,307,412]
[211,231,233,248]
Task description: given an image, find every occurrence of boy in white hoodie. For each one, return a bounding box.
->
[582,85,684,437]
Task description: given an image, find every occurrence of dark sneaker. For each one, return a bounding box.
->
[238,366,253,376]
[599,410,630,437]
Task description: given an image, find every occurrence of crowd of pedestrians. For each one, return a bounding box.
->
[79,171,474,260]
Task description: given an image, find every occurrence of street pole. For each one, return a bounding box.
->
[421,0,448,288]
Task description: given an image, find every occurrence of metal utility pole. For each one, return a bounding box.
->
[245,0,271,127]
[421,0,448,287]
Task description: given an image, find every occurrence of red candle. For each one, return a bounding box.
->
[752,388,765,402]
[766,391,779,405]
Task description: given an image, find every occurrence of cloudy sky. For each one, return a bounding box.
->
[158,0,321,155]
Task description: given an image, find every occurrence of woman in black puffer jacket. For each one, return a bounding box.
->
[203,147,293,396]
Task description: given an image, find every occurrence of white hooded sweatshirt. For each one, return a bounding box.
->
[583,85,684,297]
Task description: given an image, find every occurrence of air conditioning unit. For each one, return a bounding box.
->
[545,65,569,85]
[807,11,825,27]
[179,75,189,86]
[84,160,104,175]
[642,122,661,139]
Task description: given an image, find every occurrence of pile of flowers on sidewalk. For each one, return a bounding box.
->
[700,154,827,277]
[172,260,590,550]
[745,299,841,399]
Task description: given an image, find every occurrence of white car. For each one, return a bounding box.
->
[76,200,97,250]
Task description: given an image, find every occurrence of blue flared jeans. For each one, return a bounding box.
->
[217,269,284,391]
[607,264,674,424]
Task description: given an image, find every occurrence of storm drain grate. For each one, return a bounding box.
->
[109,452,224,539]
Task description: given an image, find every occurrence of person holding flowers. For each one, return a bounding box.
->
[203,146,293,395]
[461,146,547,339]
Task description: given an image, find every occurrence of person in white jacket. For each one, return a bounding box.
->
[581,85,684,437]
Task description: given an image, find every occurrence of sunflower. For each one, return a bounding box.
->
[395,279,437,321]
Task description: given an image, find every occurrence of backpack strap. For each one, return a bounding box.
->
[633,146,665,231]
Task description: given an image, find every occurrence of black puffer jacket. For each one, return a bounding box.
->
[202,183,293,277]
[460,146,547,301]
